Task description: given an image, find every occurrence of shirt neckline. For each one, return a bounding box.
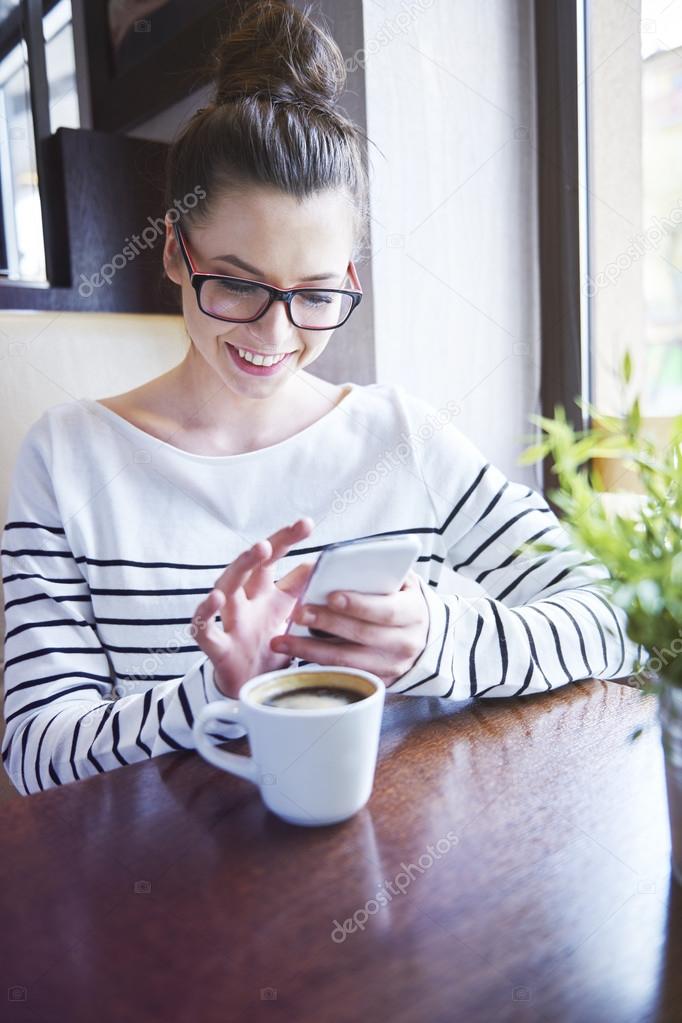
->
[81,382,360,463]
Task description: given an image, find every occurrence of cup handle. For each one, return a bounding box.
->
[193,700,259,784]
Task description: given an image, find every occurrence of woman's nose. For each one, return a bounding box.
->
[250,297,297,343]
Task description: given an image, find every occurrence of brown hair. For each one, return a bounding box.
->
[164,0,371,269]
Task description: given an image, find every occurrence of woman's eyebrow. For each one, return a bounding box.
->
[211,253,338,283]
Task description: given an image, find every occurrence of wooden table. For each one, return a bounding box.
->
[1,680,680,1023]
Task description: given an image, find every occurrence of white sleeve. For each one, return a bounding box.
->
[388,403,645,699]
[1,423,240,796]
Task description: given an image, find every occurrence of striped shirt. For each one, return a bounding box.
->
[1,382,641,795]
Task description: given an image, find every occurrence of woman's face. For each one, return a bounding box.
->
[163,186,356,398]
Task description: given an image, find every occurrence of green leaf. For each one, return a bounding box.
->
[623,350,632,385]
[518,443,550,466]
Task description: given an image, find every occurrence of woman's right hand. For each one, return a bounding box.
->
[189,517,316,699]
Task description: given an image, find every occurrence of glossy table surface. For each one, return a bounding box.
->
[1,679,680,1023]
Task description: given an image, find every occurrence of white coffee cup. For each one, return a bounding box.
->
[192,665,385,827]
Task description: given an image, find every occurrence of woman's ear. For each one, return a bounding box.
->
[163,216,183,286]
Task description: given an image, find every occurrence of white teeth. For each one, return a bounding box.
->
[235,347,288,367]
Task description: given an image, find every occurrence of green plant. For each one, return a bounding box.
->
[519,351,682,691]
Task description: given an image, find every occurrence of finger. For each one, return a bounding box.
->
[293,604,392,648]
[244,518,314,599]
[323,584,419,628]
[191,589,230,663]
[260,516,315,567]
[214,540,272,596]
[270,633,392,679]
[275,561,316,599]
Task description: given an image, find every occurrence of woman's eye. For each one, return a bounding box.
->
[217,280,255,296]
[302,292,334,307]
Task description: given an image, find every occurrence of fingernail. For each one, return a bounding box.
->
[300,608,316,624]
[272,638,288,652]
[329,593,348,609]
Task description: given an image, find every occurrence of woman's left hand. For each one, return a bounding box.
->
[270,569,430,686]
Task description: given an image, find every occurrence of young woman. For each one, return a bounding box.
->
[1,1,641,795]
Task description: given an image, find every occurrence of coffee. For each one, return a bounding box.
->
[262,686,365,710]
[251,670,374,711]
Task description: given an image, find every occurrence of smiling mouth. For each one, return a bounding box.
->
[226,341,298,369]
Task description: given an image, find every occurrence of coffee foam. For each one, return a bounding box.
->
[249,670,376,708]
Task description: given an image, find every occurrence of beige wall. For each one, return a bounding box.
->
[0,311,189,545]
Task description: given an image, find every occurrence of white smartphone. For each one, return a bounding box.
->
[285,534,422,640]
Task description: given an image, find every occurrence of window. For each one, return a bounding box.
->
[0,0,78,283]
[586,0,682,418]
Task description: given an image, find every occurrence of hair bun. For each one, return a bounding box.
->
[210,0,346,112]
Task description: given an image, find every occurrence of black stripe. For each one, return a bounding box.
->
[91,614,193,627]
[2,548,76,559]
[438,464,491,536]
[157,698,190,751]
[468,614,484,697]
[200,662,209,702]
[86,703,115,773]
[490,601,508,687]
[34,711,62,792]
[400,603,451,694]
[48,756,62,786]
[116,672,180,683]
[2,572,84,585]
[496,556,556,601]
[4,646,108,670]
[177,682,194,729]
[474,526,554,585]
[475,481,509,524]
[69,717,82,781]
[20,718,35,796]
[4,593,90,611]
[451,507,551,571]
[4,683,112,724]
[509,609,552,690]
[111,712,129,766]
[136,689,153,757]
[514,657,535,696]
[5,670,112,698]
[560,593,608,674]
[5,617,93,641]
[4,521,66,534]
[524,605,573,682]
[90,586,212,597]
[538,565,574,593]
[543,599,592,676]
[578,587,626,676]
[101,641,199,656]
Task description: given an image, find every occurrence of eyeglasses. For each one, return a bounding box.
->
[172,222,363,330]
